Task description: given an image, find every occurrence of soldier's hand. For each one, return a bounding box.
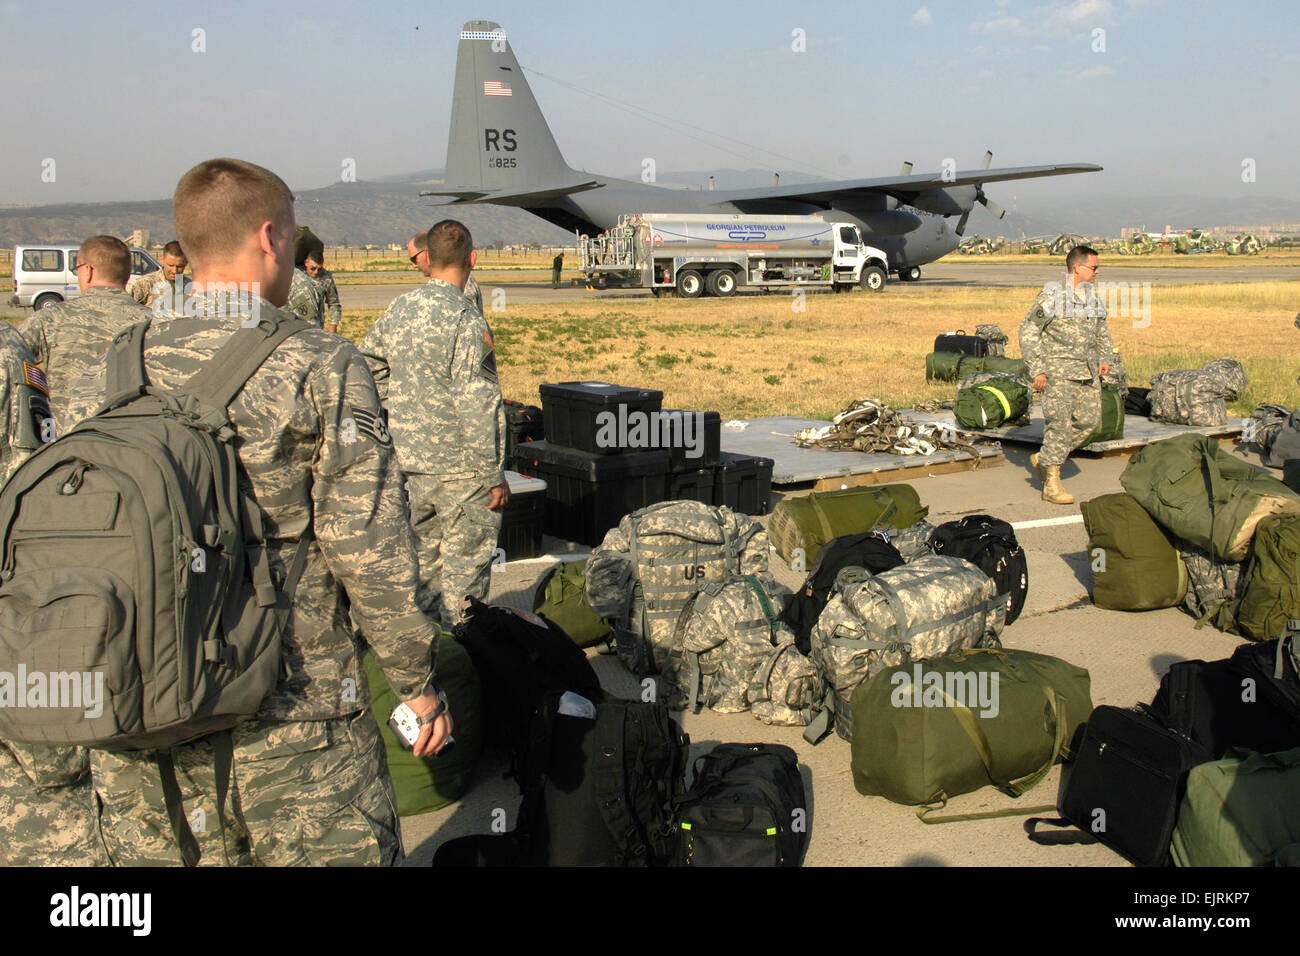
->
[403,687,454,758]
[488,481,510,511]
[1098,364,1112,376]
[1033,374,1048,392]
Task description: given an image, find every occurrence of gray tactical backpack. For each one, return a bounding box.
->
[585,500,768,676]
[669,573,792,714]
[0,316,313,752]
[805,555,1006,743]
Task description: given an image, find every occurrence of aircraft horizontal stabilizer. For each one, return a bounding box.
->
[420,181,603,206]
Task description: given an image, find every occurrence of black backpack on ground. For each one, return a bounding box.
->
[781,532,905,653]
[1026,705,1211,866]
[671,743,808,867]
[1124,386,1152,418]
[432,696,689,867]
[929,515,1029,625]
[1148,633,1300,759]
[452,599,604,782]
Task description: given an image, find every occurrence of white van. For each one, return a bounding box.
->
[9,244,162,310]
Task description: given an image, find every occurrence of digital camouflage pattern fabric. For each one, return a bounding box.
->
[359,277,506,627]
[0,741,107,866]
[810,555,1005,724]
[56,291,435,866]
[975,324,1008,357]
[126,269,188,309]
[670,574,791,714]
[1019,279,1114,467]
[1178,541,1243,631]
[748,636,825,727]
[0,323,53,482]
[463,273,484,314]
[880,519,936,562]
[1150,359,1249,427]
[18,286,151,422]
[585,501,770,676]
[286,268,326,327]
[309,267,343,331]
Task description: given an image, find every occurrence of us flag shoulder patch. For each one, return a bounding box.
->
[350,407,392,448]
[23,363,49,394]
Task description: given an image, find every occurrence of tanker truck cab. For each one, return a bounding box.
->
[579,213,889,297]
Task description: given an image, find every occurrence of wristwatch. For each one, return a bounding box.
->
[418,681,449,725]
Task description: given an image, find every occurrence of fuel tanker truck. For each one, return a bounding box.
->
[578,213,890,297]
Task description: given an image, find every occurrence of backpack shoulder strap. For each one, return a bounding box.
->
[105,321,152,401]
[183,316,312,410]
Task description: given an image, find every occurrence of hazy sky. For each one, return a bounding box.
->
[3,0,1295,207]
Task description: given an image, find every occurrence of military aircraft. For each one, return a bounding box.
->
[427,20,1103,281]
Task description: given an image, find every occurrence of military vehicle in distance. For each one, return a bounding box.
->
[578,213,890,297]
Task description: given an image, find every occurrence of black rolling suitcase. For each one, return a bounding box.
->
[934,329,989,358]
[1027,705,1211,866]
[1149,634,1300,758]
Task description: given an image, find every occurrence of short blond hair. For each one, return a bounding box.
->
[173,158,293,266]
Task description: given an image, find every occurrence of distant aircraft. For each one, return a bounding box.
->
[427,20,1103,280]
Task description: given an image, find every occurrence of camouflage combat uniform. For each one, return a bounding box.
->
[1019,279,1114,467]
[18,286,152,422]
[60,290,440,866]
[309,267,343,332]
[0,325,107,865]
[360,278,506,628]
[463,273,483,314]
[287,268,326,327]
[126,269,171,308]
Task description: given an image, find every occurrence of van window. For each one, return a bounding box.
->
[131,251,153,275]
[21,249,63,272]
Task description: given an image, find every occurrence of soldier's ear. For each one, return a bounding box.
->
[468,249,478,271]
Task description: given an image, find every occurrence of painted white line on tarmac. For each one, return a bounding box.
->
[1011,515,1085,530]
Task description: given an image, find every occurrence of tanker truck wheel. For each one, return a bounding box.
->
[859,266,886,292]
[677,270,704,298]
[706,270,736,297]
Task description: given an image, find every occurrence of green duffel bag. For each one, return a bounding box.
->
[1083,383,1125,445]
[850,647,1093,809]
[768,484,928,567]
[363,637,484,816]
[1080,492,1188,610]
[956,355,985,379]
[954,376,1031,428]
[1171,747,1300,866]
[926,350,965,382]
[1237,514,1300,641]
[979,356,1030,378]
[1120,434,1300,561]
[533,558,612,647]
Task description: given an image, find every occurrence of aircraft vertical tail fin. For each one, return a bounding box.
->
[443,21,577,195]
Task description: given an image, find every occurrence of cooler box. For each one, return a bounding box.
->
[504,400,544,462]
[669,467,716,506]
[496,470,546,560]
[511,440,671,546]
[539,381,663,455]
[713,451,775,516]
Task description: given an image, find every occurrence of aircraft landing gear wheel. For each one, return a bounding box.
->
[900,266,921,282]
[677,270,704,298]
[859,266,886,292]
[706,270,736,297]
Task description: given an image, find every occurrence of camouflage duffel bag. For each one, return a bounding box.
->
[584,500,769,676]
[805,555,1006,743]
[975,324,1008,358]
[669,573,792,714]
[1149,358,1248,427]
[747,635,825,727]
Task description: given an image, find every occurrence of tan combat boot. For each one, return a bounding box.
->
[1042,465,1075,505]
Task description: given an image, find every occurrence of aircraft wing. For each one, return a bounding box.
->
[719,164,1102,207]
[420,180,603,205]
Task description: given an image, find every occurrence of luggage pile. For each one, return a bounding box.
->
[1250,402,1300,470]
[926,326,1026,382]
[1026,631,1300,866]
[1149,358,1248,426]
[511,380,773,546]
[1081,433,1300,636]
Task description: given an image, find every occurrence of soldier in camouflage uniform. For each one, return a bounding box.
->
[286,266,326,327]
[361,220,508,629]
[1019,245,1114,504]
[303,249,342,333]
[19,235,152,422]
[409,231,484,314]
[0,324,107,865]
[57,159,451,867]
[126,239,189,309]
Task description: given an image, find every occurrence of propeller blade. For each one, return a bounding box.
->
[955,210,971,237]
[980,195,1006,220]
[981,150,993,170]
[900,161,913,176]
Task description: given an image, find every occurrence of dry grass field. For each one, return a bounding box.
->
[338,280,1300,421]
[939,248,1300,268]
